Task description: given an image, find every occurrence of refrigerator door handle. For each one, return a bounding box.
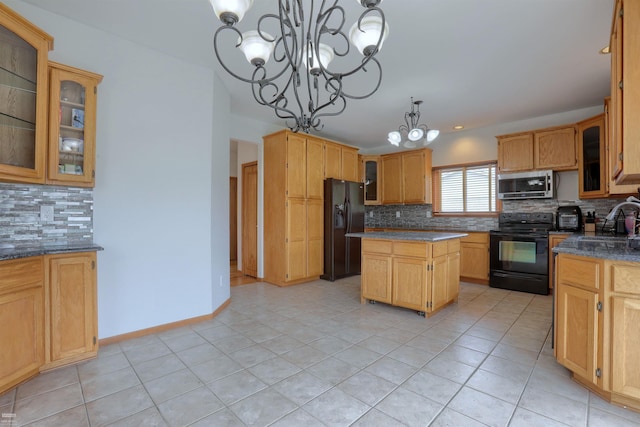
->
[345,199,351,233]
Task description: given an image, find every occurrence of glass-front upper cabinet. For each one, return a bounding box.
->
[47,62,102,187]
[0,4,53,184]
[577,114,606,199]
[359,155,380,205]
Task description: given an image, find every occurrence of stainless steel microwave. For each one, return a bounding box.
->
[497,170,554,200]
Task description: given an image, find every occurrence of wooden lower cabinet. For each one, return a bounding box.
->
[555,254,640,411]
[0,252,98,394]
[43,252,98,370]
[460,232,489,284]
[0,257,44,395]
[361,238,460,316]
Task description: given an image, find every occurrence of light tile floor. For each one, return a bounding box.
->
[2,278,640,426]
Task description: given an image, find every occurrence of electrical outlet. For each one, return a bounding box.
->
[396,211,400,218]
[369,211,373,218]
[40,205,54,222]
[426,210,432,218]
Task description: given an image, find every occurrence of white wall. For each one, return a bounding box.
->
[6,1,229,339]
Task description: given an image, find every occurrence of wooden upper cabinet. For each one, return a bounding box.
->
[605,98,638,195]
[0,4,53,184]
[324,142,359,182]
[610,0,640,184]
[341,147,359,182]
[381,154,403,204]
[47,62,103,187]
[498,126,577,173]
[381,148,432,205]
[306,137,324,200]
[324,142,342,180]
[402,149,432,204]
[286,133,307,199]
[360,155,381,205]
[497,133,534,172]
[577,115,607,199]
[535,126,577,171]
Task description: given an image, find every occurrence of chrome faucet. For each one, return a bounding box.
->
[605,195,640,221]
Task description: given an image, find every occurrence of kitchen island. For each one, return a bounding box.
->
[552,234,640,412]
[348,231,467,317]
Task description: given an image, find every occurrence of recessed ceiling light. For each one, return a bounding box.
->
[600,45,610,54]
[453,125,464,130]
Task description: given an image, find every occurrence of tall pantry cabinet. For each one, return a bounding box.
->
[264,130,324,286]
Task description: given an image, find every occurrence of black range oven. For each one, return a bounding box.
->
[489,212,554,295]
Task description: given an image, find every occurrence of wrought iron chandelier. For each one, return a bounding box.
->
[209,0,389,133]
[388,97,439,148]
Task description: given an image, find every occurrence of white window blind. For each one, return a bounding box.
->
[436,163,497,213]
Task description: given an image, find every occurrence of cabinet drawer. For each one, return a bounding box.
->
[461,232,489,244]
[447,239,460,253]
[609,262,640,294]
[362,239,392,255]
[394,241,429,258]
[0,257,44,294]
[557,255,602,290]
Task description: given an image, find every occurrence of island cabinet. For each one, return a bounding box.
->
[555,253,640,411]
[497,126,577,173]
[609,0,640,185]
[459,232,489,284]
[361,237,460,316]
[380,148,432,205]
[0,257,44,395]
[0,4,53,184]
[43,252,98,370]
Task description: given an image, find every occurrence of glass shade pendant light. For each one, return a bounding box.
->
[302,43,335,75]
[237,31,275,65]
[387,97,439,147]
[211,0,388,133]
[349,15,389,56]
[209,0,254,25]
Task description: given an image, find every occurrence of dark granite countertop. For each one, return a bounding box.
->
[348,231,468,242]
[552,234,640,262]
[0,242,103,261]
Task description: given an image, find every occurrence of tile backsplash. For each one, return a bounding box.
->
[0,183,93,248]
[365,198,626,231]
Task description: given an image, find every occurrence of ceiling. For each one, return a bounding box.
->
[23,0,615,151]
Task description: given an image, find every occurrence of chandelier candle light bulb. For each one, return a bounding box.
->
[210,0,388,133]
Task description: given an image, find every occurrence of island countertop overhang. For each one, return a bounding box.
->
[347,231,468,242]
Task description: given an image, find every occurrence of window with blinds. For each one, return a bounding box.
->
[433,162,498,214]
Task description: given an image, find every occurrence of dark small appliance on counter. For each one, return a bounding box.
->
[556,206,582,231]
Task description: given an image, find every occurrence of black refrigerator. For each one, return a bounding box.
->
[321,178,365,281]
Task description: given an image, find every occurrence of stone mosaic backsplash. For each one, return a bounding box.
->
[0,183,93,249]
[365,198,627,231]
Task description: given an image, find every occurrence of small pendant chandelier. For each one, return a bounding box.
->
[388,97,439,148]
[210,0,389,133]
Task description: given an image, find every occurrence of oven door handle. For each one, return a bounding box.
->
[490,233,547,240]
[492,271,546,281]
